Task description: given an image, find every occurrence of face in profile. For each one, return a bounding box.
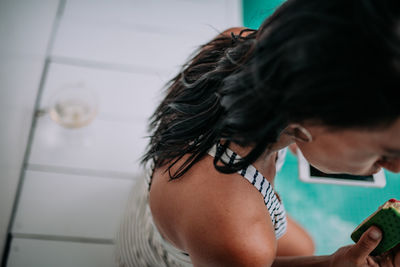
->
[296,118,400,176]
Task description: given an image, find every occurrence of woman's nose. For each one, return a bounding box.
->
[379,158,400,173]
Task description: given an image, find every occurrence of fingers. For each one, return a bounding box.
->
[382,254,394,267]
[371,244,400,267]
[393,246,400,267]
[374,252,395,267]
[348,226,382,261]
[367,256,379,267]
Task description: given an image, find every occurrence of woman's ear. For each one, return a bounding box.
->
[284,124,313,143]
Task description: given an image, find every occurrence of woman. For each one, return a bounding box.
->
[116,0,400,266]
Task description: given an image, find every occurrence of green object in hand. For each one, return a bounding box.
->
[351,198,400,256]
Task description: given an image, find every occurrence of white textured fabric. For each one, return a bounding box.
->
[115,174,192,267]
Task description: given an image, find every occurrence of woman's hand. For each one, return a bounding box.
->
[371,244,400,267]
[288,143,298,156]
[330,226,400,267]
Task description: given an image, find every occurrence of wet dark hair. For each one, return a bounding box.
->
[143,0,400,180]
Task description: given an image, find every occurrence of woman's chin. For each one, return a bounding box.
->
[310,164,342,174]
[310,164,380,176]
[344,167,382,176]
[367,167,382,175]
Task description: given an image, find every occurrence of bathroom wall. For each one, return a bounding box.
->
[2,1,242,266]
[0,0,60,261]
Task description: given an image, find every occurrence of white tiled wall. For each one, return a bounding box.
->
[12,170,135,240]
[9,0,242,265]
[0,0,59,259]
[51,0,241,73]
[29,63,165,175]
[8,238,115,267]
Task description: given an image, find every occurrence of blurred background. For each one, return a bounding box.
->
[0,0,399,266]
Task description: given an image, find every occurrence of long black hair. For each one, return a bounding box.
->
[142,0,400,180]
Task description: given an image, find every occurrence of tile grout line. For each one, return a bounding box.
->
[12,233,114,245]
[1,1,67,266]
[26,163,140,181]
[50,55,173,77]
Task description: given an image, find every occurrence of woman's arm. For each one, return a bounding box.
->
[181,173,278,267]
[276,215,315,256]
[272,226,386,267]
[188,224,385,267]
[272,255,332,267]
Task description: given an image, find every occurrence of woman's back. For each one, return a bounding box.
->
[148,145,282,255]
[116,145,286,266]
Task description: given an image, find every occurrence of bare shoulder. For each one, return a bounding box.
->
[150,155,277,266]
[214,27,254,41]
[220,27,248,36]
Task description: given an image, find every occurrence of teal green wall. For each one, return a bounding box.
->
[275,152,400,255]
[242,0,286,29]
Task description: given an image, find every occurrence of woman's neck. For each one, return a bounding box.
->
[228,135,293,184]
[227,133,295,184]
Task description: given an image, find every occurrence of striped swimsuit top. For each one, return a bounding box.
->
[208,143,288,239]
